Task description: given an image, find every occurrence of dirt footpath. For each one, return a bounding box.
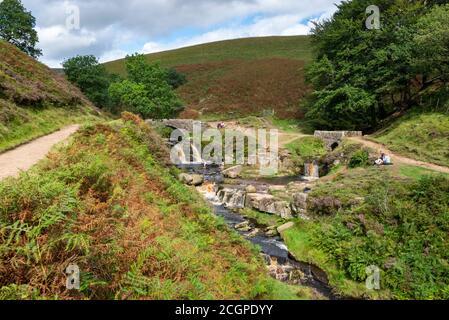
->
[349,136,449,174]
[0,125,80,181]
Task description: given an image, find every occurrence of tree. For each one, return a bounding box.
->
[110,54,183,119]
[109,80,155,117]
[63,55,115,109]
[166,68,187,89]
[412,4,449,93]
[304,0,445,131]
[0,0,41,58]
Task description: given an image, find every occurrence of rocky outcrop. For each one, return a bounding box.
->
[178,173,204,186]
[291,193,308,213]
[245,193,293,219]
[222,165,243,179]
[217,188,246,209]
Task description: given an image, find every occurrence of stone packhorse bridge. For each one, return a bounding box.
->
[314,131,363,150]
[146,119,206,132]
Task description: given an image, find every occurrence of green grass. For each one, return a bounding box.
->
[282,221,381,299]
[285,137,328,172]
[0,104,101,153]
[104,36,312,75]
[373,110,449,167]
[283,165,449,300]
[398,164,449,180]
[259,278,321,300]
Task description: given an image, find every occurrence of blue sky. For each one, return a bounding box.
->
[21,0,342,67]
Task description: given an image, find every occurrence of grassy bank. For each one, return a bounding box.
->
[0,103,100,153]
[373,110,449,167]
[282,166,449,299]
[0,39,99,152]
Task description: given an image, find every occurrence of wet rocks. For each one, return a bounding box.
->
[245,193,293,219]
[222,165,243,179]
[265,256,305,284]
[235,221,252,232]
[178,173,204,186]
[217,188,246,209]
[246,228,260,238]
[265,226,278,237]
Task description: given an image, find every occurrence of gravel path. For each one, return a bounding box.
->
[0,125,80,181]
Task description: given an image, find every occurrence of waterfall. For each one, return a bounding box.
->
[304,161,319,179]
[171,142,203,164]
[191,144,203,164]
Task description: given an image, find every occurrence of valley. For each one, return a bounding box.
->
[1,0,449,302]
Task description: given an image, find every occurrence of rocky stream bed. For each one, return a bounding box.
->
[178,164,339,300]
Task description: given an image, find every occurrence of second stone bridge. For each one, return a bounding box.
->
[314,130,363,150]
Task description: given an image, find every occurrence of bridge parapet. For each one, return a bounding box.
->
[314,131,363,149]
[146,119,206,133]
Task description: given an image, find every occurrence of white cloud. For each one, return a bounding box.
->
[20,0,342,67]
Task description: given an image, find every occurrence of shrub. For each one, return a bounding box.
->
[349,150,370,168]
[166,68,187,89]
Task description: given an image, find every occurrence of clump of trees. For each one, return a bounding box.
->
[62,55,117,109]
[110,54,184,119]
[0,0,42,58]
[305,0,449,131]
[63,54,186,119]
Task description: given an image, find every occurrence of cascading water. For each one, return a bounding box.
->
[196,176,337,300]
[172,142,204,164]
[191,144,203,164]
[304,161,320,179]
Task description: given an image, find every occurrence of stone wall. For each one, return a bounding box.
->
[314,131,363,149]
[146,119,206,133]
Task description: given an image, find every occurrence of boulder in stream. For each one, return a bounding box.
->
[222,165,243,179]
[178,173,204,186]
[245,193,293,219]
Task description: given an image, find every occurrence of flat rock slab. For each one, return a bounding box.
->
[246,193,293,219]
[0,125,80,181]
[277,222,295,234]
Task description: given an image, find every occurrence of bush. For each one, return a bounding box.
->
[166,68,187,89]
[348,150,370,168]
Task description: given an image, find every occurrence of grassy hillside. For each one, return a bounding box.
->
[372,110,449,167]
[0,40,99,152]
[104,36,312,119]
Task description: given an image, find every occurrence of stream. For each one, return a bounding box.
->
[178,164,337,300]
